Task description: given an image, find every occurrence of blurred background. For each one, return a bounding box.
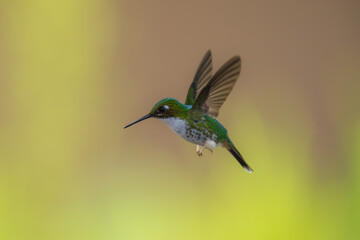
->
[1,0,359,239]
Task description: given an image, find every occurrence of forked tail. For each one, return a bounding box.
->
[225,140,253,173]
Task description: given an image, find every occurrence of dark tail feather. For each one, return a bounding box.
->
[226,142,253,173]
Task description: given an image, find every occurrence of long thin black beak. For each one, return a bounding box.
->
[124,113,152,129]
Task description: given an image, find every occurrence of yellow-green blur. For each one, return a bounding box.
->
[0,0,359,239]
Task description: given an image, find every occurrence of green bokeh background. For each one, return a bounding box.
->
[1,0,359,239]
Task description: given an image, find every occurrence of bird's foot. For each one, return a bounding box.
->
[196,145,203,157]
[204,141,214,154]
[196,143,214,156]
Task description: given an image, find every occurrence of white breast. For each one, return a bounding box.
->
[161,117,188,138]
[161,117,220,147]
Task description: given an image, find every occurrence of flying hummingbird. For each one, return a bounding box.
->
[124,50,253,173]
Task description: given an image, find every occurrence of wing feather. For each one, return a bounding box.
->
[185,50,213,105]
[191,56,241,117]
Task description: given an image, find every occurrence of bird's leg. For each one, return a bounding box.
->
[199,144,213,156]
[203,141,213,154]
[196,145,203,157]
[196,141,215,156]
[205,145,213,154]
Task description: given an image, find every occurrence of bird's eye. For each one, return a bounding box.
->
[158,106,165,113]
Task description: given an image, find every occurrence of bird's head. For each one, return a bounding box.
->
[124,98,187,129]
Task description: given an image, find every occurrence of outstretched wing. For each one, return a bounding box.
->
[185,50,213,105]
[190,55,241,117]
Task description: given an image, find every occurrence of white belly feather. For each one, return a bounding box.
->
[161,117,219,148]
[161,117,188,138]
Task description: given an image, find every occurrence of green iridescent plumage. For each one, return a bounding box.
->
[124,50,253,173]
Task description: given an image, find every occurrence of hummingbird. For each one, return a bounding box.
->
[124,50,253,173]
